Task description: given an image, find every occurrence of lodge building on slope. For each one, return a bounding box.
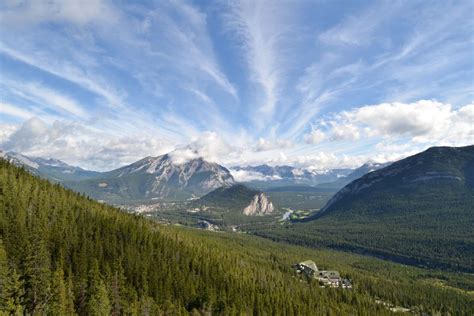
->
[293,260,352,289]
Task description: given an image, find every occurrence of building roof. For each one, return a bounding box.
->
[300,260,318,272]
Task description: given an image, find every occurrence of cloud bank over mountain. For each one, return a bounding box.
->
[0,1,472,170]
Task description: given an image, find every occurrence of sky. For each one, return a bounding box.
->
[0,0,473,171]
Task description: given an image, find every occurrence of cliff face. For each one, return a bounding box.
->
[197,184,275,217]
[243,193,274,216]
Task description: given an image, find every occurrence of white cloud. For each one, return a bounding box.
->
[0,117,174,170]
[0,45,126,108]
[329,123,361,141]
[255,137,293,151]
[169,131,235,164]
[349,101,444,136]
[230,169,281,182]
[148,1,237,98]
[0,0,117,27]
[0,123,18,144]
[304,128,326,144]
[23,83,87,118]
[224,0,291,119]
[285,151,339,169]
[4,81,88,119]
[318,4,393,46]
[1,117,51,153]
[0,102,35,120]
[270,150,407,171]
[314,100,474,145]
[186,87,215,106]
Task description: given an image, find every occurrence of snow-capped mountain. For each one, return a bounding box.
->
[65,154,235,202]
[0,151,99,182]
[1,150,235,202]
[316,161,391,189]
[230,164,353,187]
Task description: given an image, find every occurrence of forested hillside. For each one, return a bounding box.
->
[259,146,474,272]
[0,160,378,314]
[1,160,473,315]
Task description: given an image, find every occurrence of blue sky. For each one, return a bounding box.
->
[0,0,473,170]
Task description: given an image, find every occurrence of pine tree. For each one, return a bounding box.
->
[87,279,111,316]
[0,239,9,307]
[65,273,76,315]
[86,261,111,316]
[0,268,25,315]
[109,259,127,316]
[50,266,75,315]
[23,231,51,314]
[0,240,24,315]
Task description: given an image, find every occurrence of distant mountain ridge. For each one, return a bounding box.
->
[0,150,235,202]
[315,162,391,190]
[64,154,235,202]
[284,145,474,271]
[318,145,474,217]
[231,164,352,188]
[0,150,397,205]
[0,151,100,182]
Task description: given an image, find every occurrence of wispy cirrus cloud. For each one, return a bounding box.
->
[0,44,126,108]
[154,1,237,98]
[0,1,472,170]
[318,3,396,46]
[285,1,473,141]
[0,102,35,120]
[2,80,88,119]
[223,0,297,124]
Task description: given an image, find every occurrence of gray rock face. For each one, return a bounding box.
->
[105,154,235,198]
[243,193,274,216]
[61,154,236,201]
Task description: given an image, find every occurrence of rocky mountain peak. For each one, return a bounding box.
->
[80,153,235,200]
[243,193,274,216]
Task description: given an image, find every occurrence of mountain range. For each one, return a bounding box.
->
[1,150,235,202]
[315,162,391,190]
[0,151,100,182]
[230,164,353,189]
[2,145,473,271]
[265,145,474,271]
[3,158,470,314]
[0,150,396,204]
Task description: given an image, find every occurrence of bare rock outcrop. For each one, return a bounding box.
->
[243,193,274,216]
